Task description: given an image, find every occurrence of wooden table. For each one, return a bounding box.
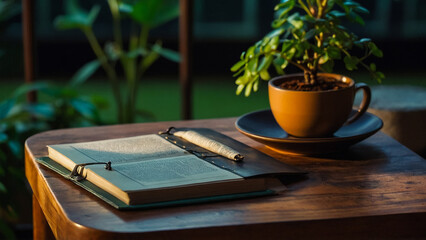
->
[25,118,426,239]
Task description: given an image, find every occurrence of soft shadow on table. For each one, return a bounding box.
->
[278,174,309,186]
[315,143,388,161]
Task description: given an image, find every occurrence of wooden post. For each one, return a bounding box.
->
[32,196,55,240]
[179,0,193,120]
[22,0,36,103]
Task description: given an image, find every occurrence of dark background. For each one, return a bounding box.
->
[0,0,425,80]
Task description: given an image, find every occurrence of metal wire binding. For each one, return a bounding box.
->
[69,161,112,182]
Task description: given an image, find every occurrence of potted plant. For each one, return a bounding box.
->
[231,0,384,137]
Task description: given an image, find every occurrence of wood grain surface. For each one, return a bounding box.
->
[25,118,426,239]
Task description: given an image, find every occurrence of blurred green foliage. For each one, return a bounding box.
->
[0,81,104,239]
[55,0,180,123]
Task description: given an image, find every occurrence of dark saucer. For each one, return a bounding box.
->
[235,109,383,155]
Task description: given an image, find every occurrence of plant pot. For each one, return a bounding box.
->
[268,73,371,138]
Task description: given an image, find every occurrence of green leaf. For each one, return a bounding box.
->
[303,29,316,41]
[370,63,376,71]
[285,47,297,59]
[231,60,245,72]
[266,28,285,38]
[247,58,259,74]
[244,81,253,97]
[236,84,245,95]
[0,99,15,120]
[372,48,383,58]
[376,71,385,79]
[328,10,346,18]
[0,133,7,143]
[142,44,160,69]
[118,2,133,14]
[273,63,285,75]
[54,0,100,30]
[235,75,246,85]
[264,36,279,52]
[12,82,49,99]
[23,103,55,119]
[246,46,256,59]
[280,59,289,69]
[70,99,96,119]
[327,46,341,59]
[273,58,286,74]
[281,40,294,53]
[259,69,271,81]
[368,42,383,57]
[288,13,303,29]
[260,37,271,50]
[253,79,259,92]
[257,55,273,72]
[126,47,148,58]
[348,11,365,25]
[321,59,334,73]
[359,38,371,43]
[319,53,329,65]
[295,42,308,58]
[154,47,181,62]
[278,0,295,19]
[130,0,179,28]
[232,67,245,77]
[87,4,101,25]
[355,6,369,14]
[274,0,295,11]
[344,55,359,71]
[343,1,360,8]
[70,60,100,87]
[272,18,287,28]
[371,70,385,83]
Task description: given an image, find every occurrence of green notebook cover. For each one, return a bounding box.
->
[36,157,276,210]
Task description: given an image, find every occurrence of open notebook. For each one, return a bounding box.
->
[38,128,304,210]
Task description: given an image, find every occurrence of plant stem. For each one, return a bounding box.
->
[139,25,150,49]
[83,28,124,122]
[281,54,310,73]
[304,69,317,84]
[108,0,134,122]
[108,0,123,50]
[306,0,313,13]
[298,0,313,17]
[136,25,151,79]
[316,0,324,18]
[339,46,351,57]
[313,31,324,75]
[126,29,139,123]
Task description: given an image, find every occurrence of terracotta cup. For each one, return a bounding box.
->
[268,73,371,138]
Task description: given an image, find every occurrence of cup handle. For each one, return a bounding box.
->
[345,82,371,125]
